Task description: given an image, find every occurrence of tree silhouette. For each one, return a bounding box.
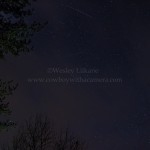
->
[1,114,87,150]
[53,129,86,150]
[0,0,46,131]
[0,0,46,58]
[0,80,18,131]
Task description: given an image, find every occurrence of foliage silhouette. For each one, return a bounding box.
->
[0,80,18,131]
[1,114,87,150]
[0,0,47,58]
[0,0,46,131]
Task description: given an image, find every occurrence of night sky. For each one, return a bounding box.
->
[1,0,150,149]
